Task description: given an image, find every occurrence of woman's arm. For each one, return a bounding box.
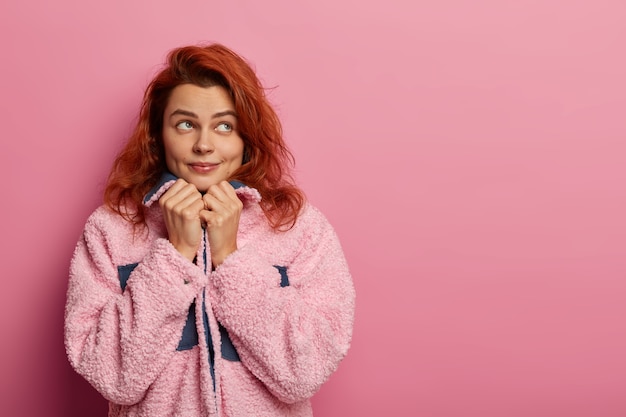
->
[64,211,207,405]
[210,204,356,403]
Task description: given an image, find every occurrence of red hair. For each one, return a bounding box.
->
[104,44,304,230]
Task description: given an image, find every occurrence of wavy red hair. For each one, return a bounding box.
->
[104,44,304,230]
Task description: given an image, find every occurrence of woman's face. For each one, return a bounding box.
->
[162,84,244,192]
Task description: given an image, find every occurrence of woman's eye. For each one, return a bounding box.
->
[216,122,232,132]
[176,121,194,131]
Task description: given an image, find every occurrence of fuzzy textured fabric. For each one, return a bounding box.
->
[64,178,355,417]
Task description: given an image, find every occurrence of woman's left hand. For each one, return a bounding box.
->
[200,181,243,268]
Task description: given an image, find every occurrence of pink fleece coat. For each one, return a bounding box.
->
[64,179,355,417]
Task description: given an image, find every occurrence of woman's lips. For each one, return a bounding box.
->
[189,162,219,173]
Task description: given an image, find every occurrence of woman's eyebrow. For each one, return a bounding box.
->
[212,110,238,119]
[169,109,198,119]
[169,109,237,119]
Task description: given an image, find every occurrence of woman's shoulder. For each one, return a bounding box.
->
[82,204,140,237]
[85,204,129,223]
[295,201,322,223]
[286,201,338,239]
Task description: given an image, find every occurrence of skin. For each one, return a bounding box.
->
[158,84,245,267]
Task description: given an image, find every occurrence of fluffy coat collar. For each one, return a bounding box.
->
[142,171,262,208]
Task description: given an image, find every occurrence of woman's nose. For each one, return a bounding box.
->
[193,130,214,153]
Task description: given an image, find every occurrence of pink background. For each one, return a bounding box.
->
[1,0,625,416]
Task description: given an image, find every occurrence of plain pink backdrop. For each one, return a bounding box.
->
[1,1,625,416]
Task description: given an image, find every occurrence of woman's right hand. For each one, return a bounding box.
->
[159,179,205,261]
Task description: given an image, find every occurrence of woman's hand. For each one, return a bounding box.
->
[200,181,243,268]
[159,179,206,261]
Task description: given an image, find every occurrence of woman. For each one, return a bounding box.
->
[64,44,355,417]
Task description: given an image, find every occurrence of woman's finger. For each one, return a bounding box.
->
[159,179,205,261]
[203,181,241,212]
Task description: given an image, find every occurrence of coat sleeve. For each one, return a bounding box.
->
[210,204,356,404]
[64,210,207,405]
